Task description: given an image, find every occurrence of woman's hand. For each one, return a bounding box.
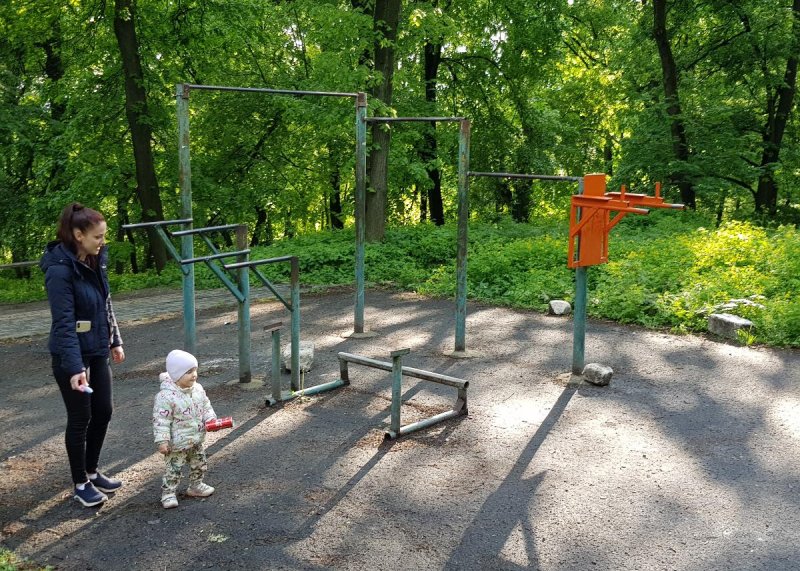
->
[158,442,171,455]
[70,371,88,392]
[111,346,125,364]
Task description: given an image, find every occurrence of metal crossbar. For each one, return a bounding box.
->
[337,351,469,439]
[468,171,581,182]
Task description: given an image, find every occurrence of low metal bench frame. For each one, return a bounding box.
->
[338,349,469,439]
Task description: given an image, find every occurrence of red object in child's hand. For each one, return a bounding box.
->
[205,416,234,432]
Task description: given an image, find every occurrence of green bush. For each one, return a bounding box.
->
[3,215,799,347]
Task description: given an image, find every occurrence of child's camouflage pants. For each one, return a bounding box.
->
[161,443,207,495]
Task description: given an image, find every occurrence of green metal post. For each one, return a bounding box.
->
[176,84,196,354]
[572,177,586,374]
[236,225,251,383]
[455,119,471,353]
[389,348,410,437]
[272,328,281,402]
[354,92,367,334]
[290,256,301,391]
[573,266,587,374]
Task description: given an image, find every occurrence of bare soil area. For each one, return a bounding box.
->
[1,288,799,570]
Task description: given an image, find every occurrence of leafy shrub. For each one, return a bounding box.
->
[2,216,799,347]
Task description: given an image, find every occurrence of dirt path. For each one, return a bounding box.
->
[1,288,799,570]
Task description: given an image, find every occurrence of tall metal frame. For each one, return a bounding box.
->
[362,116,472,354]
[175,82,363,360]
[468,172,586,373]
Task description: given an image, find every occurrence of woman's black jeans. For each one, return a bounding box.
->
[52,354,114,485]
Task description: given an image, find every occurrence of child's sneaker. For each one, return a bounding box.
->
[74,482,108,507]
[90,472,122,493]
[186,482,215,497]
[161,494,179,509]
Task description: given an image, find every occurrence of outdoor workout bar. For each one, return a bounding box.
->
[467,171,588,374]
[176,83,369,350]
[468,172,581,182]
[363,116,471,355]
[181,83,359,98]
[122,220,262,382]
[365,116,466,123]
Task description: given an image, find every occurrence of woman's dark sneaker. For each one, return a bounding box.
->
[90,472,122,493]
[74,482,108,507]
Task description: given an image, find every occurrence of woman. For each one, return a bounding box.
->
[40,203,126,507]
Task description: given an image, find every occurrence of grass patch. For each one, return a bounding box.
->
[0,548,51,571]
[3,213,799,347]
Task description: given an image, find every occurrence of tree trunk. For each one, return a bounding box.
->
[422,39,444,225]
[652,0,695,208]
[365,0,402,241]
[754,0,800,216]
[113,0,167,270]
[329,164,344,230]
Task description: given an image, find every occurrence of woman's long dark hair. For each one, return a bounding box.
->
[56,202,105,257]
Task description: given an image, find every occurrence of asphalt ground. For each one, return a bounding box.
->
[1,287,799,570]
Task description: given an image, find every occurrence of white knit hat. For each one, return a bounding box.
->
[166,349,198,382]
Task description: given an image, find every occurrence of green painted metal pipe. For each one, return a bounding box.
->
[271,327,281,403]
[572,266,587,374]
[290,256,301,391]
[171,223,241,236]
[180,249,250,265]
[176,84,196,355]
[389,349,410,436]
[469,172,581,182]
[455,119,471,353]
[122,218,192,229]
[385,408,465,440]
[292,379,347,397]
[367,116,465,123]
[183,84,359,98]
[337,352,468,388]
[572,177,587,375]
[236,225,251,383]
[354,93,367,334]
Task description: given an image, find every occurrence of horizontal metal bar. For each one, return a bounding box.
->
[122,218,193,229]
[468,171,581,182]
[337,352,468,389]
[171,224,240,236]
[180,249,250,265]
[385,409,465,440]
[0,261,38,269]
[223,255,295,270]
[366,116,466,123]
[292,379,346,397]
[184,84,358,98]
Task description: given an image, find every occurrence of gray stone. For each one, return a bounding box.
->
[708,313,753,339]
[583,363,613,386]
[281,340,315,372]
[548,300,572,316]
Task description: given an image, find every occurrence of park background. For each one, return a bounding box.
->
[1,0,799,348]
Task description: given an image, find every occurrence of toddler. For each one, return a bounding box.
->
[153,349,217,509]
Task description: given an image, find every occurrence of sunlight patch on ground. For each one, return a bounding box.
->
[769,398,800,438]
[499,521,533,568]
[487,397,551,430]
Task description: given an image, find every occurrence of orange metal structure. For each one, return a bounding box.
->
[568,173,684,268]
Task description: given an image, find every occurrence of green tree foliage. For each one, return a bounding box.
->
[1,1,798,299]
